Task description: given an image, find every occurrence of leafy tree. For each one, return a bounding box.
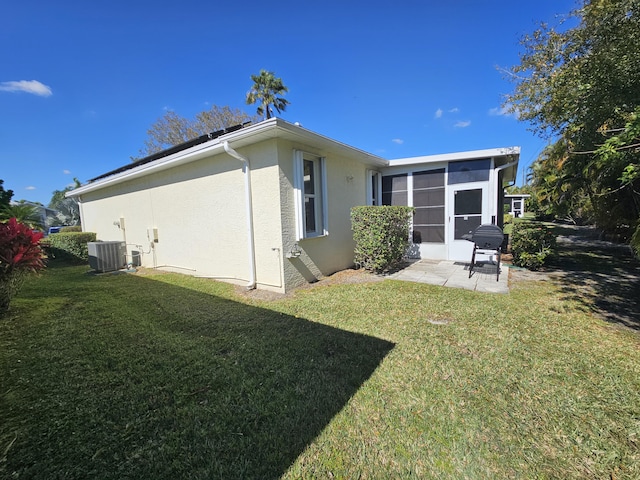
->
[0,180,13,209]
[504,0,640,233]
[246,70,290,120]
[137,106,258,158]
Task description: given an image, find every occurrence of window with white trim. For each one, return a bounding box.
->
[367,170,381,205]
[294,151,327,240]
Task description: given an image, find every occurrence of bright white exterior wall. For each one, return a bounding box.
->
[73,122,381,293]
[79,141,285,290]
[276,139,369,290]
[71,118,518,292]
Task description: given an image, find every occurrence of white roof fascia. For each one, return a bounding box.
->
[67,118,389,198]
[223,118,388,167]
[67,140,227,198]
[388,146,520,167]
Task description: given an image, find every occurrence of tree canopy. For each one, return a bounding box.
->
[504,0,640,233]
[136,105,259,159]
[246,70,290,120]
[0,180,13,210]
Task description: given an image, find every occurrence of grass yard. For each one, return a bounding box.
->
[1,257,639,479]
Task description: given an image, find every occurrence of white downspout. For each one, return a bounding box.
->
[223,141,257,290]
[495,159,519,187]
[493,158,519,224]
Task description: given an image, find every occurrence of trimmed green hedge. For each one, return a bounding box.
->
[47,232,97,262]
[351,206,414,274]
[511,222,556,270]
[60,225,82,233]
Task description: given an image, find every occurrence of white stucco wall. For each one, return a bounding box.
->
[276,140,369,290]
[79,141,285,290]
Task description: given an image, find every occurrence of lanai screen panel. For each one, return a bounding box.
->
[382,174,408,205]
[412,169,445,243]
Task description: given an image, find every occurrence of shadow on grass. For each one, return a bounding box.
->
[545,224,640,330]
[2,263,394,479]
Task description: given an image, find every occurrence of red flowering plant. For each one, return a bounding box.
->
[0,218,46,313]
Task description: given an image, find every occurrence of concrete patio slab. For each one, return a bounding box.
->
[387,259,509,293]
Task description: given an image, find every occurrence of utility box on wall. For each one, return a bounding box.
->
[88,241,126,272]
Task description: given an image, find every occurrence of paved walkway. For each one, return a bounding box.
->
[388,259,509,293]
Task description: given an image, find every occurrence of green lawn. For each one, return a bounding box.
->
[1,259,639,479]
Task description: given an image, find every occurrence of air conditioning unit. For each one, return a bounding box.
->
[88,241,126,272]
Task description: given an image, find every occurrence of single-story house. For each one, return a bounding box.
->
[504,193,531,218]
[67,118,519,293]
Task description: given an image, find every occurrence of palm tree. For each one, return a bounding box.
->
[246,70,290,120]
[0,203,44,230]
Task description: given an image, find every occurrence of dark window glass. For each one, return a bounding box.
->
[304,159,315,194]
[454,189,482,215]
[305,197,316,233]
[448,159,491,184]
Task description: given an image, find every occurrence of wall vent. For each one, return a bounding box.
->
[88,241,126,272]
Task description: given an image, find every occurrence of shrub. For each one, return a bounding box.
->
[351,206,414,273]
[60,225,82,233]
[0,218,46,313]
[511,222,556,270]
[47,231,97,262]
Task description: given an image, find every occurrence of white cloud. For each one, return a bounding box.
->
[392,138,404,145]
[63,169,71,175]
[434,108,443,119]
[0,80,52,97]
[449,107,460,113]
[454,120,471,128]
[489,103,520,119]
[489,105,511,116]
[25,186,36,190]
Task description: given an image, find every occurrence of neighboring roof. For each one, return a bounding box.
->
[10,201,58,215]
[67,118,388,198]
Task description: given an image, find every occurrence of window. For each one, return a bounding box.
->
[448,159,491,184]
[294,151,327,240]
[367,170,381,205]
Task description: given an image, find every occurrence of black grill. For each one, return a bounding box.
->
[463,224,505,281]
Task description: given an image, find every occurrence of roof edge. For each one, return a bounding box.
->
[388,146,520,166]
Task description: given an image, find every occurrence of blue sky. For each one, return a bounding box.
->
[2,0,576,205]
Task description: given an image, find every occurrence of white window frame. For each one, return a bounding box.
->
[367,170,382,206]
[293,150,328,240]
